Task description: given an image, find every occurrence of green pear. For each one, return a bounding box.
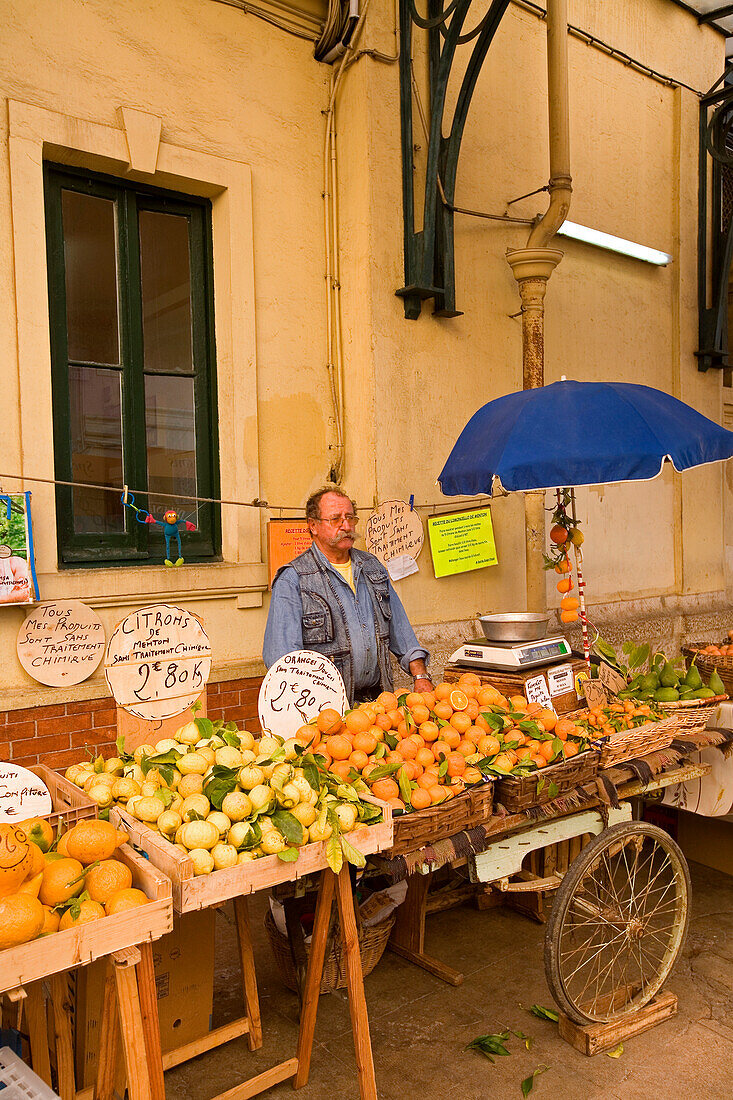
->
[684,662,702,690]
[708,668,726,697]
[659,661,679,689]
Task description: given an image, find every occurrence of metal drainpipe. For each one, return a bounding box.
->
[506,0,572,613]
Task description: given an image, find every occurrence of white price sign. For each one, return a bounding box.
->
[524,673,553,711]
[104,604,211,721]
[0,763,52,822]
[259,650,348,739]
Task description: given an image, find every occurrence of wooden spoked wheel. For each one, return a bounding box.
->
[544,822,690,1025]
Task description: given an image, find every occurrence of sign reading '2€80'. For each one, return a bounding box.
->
[259,650,348,740]
[105,603,212,721]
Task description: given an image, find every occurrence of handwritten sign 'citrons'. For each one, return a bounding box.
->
[105,604,211,722]
[259,650,348,739]
[17,601,105,686]
[0,764,52,826]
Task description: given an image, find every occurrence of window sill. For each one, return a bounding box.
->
[35,559,269,609]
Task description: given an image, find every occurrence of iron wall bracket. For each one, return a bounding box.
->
[396,0,510,319]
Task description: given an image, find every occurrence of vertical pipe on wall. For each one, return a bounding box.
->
[506,0,571,613]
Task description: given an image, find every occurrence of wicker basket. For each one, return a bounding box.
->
[593,715,680,768]
[657,695,727,737]
[494,750,599,814]
[264,906,395,994]
[389,779,494,857]
[682,645,733,696]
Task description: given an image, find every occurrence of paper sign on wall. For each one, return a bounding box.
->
[17,600,105,686]
[259,650,348,739]
[365,500,423,582]
[0,492,39,605]
[427,508,498,578]
[267,520,312,588]
[105,604,212,721]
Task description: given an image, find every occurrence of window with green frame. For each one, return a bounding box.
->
[44,163,221,565]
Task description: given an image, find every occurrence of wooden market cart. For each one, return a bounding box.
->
[370,724,726,1048]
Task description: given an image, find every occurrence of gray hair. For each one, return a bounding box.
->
[305,487,355,522]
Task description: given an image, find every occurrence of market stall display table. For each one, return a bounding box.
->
[0,843,172,1100]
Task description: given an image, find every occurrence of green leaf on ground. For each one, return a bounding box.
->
[521,1065,548,1096]
[527,1005,558,1022]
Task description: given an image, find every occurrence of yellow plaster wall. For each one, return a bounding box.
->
[0,0,727,705]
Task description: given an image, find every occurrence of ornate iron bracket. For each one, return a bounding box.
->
[697,70,733,371]
[396,0,510,319]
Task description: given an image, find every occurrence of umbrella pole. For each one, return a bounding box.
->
[569,489,591,673]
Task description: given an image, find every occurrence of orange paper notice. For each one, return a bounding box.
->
[267,520,312,588]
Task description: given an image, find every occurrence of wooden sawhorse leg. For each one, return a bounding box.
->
[162,902,263,1072]
[95,945,165,1100]
[294,866,377,1100]
[388,871,464,986]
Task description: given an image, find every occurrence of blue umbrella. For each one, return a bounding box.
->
[438,380,733,496]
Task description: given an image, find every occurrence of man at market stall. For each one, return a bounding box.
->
[263,488,432,703]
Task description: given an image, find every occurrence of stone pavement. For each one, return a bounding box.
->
[166,861,733,1100]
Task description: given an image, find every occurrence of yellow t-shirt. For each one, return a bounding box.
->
[331,559,356,594]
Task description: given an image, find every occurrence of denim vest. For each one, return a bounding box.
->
[273,546,394,703]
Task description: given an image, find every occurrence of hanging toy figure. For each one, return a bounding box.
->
[121,491,196,566]
[145,509,197,567]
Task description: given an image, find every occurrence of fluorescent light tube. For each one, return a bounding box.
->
[556,220,672,266]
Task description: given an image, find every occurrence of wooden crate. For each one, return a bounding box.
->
[111,798,393,913]
[388,780,494,857]
[0,842,173,994]
[444,658,587,714]
[558,991,678,1055]
[29,764,97,832]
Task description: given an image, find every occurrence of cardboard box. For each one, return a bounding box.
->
[75,908,216,1088]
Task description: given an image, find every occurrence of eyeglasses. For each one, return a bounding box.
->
[317,513,359,527]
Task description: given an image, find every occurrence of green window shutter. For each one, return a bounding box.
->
[44,163,220,566]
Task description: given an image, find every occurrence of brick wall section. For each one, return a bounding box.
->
[0,676,264,770]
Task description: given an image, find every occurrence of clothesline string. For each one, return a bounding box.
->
[0,471,495,514]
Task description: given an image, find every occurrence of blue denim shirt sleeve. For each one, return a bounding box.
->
[386,578,429,674]
[262,567,304,668]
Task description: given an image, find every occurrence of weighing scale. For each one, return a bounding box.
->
[448,636,572,673]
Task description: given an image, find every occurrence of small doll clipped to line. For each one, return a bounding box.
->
[121,491,196,566]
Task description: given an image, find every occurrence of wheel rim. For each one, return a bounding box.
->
[553,825,688,1023]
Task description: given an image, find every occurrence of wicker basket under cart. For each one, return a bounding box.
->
[264,906,395,995]
[389,778,494,857]
[494,751,599,814]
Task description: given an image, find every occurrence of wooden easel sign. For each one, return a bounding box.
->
[104,604,212,722]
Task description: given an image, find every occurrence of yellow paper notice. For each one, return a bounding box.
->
[427,508,498,578]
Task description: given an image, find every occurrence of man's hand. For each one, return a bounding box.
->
[413,676,433,691]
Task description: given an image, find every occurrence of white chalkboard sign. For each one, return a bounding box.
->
[259,650,348,739]
[105,604,212,721]
[17,601,105,686]
[0,763,52,822]
[365,500,423,581]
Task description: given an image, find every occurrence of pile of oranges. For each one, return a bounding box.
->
[297,672,587,814]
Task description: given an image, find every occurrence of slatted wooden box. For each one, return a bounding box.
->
[111,797,393,913]
[0,843,173,994]
[29,764,97,832]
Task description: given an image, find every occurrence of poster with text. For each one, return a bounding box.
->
[267,519,312,588]
[427,507,498,578]
[0,491,39,605]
